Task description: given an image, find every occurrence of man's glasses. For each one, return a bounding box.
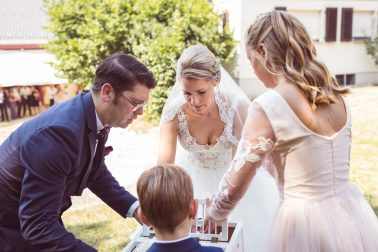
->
[118,92,148,112]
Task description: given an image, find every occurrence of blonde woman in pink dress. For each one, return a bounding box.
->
[207,11,378,252]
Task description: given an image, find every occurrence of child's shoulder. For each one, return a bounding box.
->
[197,244,223,251]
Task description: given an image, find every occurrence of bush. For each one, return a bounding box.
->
[365,37,378,66]
[45,0,236,123]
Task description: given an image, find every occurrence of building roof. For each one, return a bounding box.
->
[0,0,53,45]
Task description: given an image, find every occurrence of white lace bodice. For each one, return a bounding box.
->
[176,91,240,171]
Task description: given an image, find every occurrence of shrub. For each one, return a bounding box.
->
[45,0,236,122]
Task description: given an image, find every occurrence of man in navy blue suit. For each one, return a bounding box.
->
[136,164,222,252]
[0,52,156,251]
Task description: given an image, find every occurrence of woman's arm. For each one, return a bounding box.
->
[232,99,250,156]
[157,117,179,164]
[207,103,276,222]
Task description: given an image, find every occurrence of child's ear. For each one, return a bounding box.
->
[138,207,152,226]
[189,199,198,219]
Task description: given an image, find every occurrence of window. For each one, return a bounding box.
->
[291,10,321,41]
[353,11,373,41]
[346,74,355,85]
[336,74,355,85]
[275,7,287,11]
[341,8,353,41]
[325,8,337,42]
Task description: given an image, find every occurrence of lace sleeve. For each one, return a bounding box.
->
[207,102,276,222]
[160,98,183,125]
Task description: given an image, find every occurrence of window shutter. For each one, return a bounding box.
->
[341,8,353,41]
[346,74,355,85]
[336,74,345,85]
[325,8,337,42]
[275,7,287,11]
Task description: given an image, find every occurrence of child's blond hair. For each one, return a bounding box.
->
[137,164,193,233]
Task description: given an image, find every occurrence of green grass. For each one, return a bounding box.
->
[351,134,378,215]
[62,86,378,251]
[62,204,138,251]
[348,86,378,216]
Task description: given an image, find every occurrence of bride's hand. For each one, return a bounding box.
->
[204,197,222,233]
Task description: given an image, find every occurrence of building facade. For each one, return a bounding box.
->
[213,0,378,97]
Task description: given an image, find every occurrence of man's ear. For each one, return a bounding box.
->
[137,207,152,226]
[188,199,198,220]
[101,83,113,103]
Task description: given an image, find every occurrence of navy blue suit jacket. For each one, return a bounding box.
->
[0,92,137,251]
[147,237,223,252]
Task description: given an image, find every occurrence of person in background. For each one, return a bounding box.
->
[8,87,20,120]
[0,87,9,122]
[47,84,58,107]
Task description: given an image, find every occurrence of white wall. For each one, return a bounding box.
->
[214,0,378,97]
[316,42,377,74]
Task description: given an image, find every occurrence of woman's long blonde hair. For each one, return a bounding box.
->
[245,11,348,108]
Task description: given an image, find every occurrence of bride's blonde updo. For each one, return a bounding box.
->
[245,11,348,108]
[176,44,221,83]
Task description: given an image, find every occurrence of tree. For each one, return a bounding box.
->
[45,0,236,122]
[365,37,378,66]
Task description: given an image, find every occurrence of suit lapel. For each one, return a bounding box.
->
[78,92,97,192]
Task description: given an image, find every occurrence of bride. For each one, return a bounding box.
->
[157,44,279,251]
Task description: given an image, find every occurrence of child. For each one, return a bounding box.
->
[137,164,222,252]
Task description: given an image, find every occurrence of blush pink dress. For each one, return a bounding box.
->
[208,89,378,252]
[262,90,378,251]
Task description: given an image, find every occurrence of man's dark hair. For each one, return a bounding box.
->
[91,52,156,93]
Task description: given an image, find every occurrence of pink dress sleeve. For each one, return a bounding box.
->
[207,102,276,222]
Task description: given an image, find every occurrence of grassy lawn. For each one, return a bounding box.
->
[347,86,378,215]
[62,204,138,251]
[61,86,378,251]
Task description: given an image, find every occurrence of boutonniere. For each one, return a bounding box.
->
[104,146,113,157]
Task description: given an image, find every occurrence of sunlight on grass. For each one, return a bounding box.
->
[62,204,138,251]
[62,86,378,251]
[348,86,378,216]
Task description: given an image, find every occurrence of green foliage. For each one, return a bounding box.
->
[44,0,236,122]
[365,37,378,66]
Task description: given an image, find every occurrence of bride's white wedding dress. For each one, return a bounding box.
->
[163,87,279,251]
